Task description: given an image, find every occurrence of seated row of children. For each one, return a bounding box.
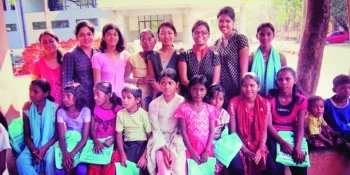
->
[9,67,350,175]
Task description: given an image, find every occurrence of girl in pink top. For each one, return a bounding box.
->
[175,75,218,165]
[88,81,122,174]
[267,67,308,175]
[92,24,129,98]
[31,31,62,104]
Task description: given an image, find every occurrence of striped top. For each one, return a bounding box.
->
[116,108,151,141]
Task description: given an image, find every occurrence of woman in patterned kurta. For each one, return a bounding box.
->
[147,68,186,175]
[214,6,249,101]
[178,20,221,97]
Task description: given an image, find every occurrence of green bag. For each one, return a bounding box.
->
[55,131,82,169]
[79,138,114,165]
[187,157,216,175]
[8,117,24,154]
[214,133,242,167]
[116,161,140,175]
[276,131,310,167]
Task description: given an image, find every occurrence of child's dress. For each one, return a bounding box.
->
[88,105,122,174]
[213,108,230,173]
[306,113,340,149]
[116,108,151,163]
[55,107,91,175]
[174,102,218,157]
[147,94,186,175]
[16,100,58,175]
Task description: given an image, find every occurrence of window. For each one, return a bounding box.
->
[6,24,17,32]
[3,0,6,11]
[76,18,99,27]
[9,0,15,10]
[138,14,172,33]
[32,22,47,30]
[51,20,69,29]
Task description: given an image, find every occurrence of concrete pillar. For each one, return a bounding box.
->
[182,8,195,48]
[239,5,246,35]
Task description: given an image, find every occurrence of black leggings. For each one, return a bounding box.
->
[228,151,278,175]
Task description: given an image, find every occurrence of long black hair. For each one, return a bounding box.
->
[99,23,125,53]
[94,81,122,108]
[30,79,55,102]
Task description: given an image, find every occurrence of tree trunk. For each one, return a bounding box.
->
[297,0,331,96]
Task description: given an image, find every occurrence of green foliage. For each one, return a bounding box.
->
[271,0,302,31]
[331,0,348,31]
[8,0,15,6]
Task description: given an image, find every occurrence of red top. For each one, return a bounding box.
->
[270,93,307,131]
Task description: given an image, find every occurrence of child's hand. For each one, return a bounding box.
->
[62,152,74,171]
[161,147,173,169]
[255,146,267,165]
[120,153,128,167]
[103,138,114,147]
[93,140,104,154]
[200,150,209,163]
[137,154,147,169]
[242,149,256,162]
[280,141,293,154]
[189,149,201,164]
[34,146,48,163]
[292,148,306,164]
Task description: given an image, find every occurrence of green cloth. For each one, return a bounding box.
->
[251,47,281,96]
[214,133,242,167]
[79,138,114,165]
[55,131,82,169]
[8,117,24,154]
[276,131,310,167]
[187,157,216,175]
[116,161,140,175]
[55,131,114,168]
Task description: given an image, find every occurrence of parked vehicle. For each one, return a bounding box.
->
[325,31,349,44]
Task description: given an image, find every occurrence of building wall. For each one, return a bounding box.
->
[3,0,25,49]
[24,8,115,44]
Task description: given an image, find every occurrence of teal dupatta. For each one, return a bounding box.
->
[251,47,281,96]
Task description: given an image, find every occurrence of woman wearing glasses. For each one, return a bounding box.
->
[178,20,221,96]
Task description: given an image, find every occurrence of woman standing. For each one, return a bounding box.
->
[214,6,249,101]
[62,20,99,109]
[178,20,221,96]
[125,29,156,109]
[249,23,287,97]
[31,31,62,104]
[147,21,179,94]
[92,23,128,98]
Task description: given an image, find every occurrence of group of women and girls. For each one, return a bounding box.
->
[1,4,349,175]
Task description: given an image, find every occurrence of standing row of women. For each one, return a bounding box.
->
[31,6,286,109]
[23,5,299,175]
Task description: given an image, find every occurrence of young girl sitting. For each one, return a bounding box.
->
[267,67,308,175]
[175,75,217,171]
[208,85,230,174]
[116,85,151,174]
[56,82,91,175]
[228,73,275,175]
[17,79,59,175]
[147,68,186,175]
[88,81,122,174]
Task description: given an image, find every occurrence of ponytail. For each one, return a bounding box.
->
[57,50,63,64]
[110,92,122,108]
[47,94,55,102]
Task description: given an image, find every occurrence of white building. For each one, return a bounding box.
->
[3,0,246,50]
